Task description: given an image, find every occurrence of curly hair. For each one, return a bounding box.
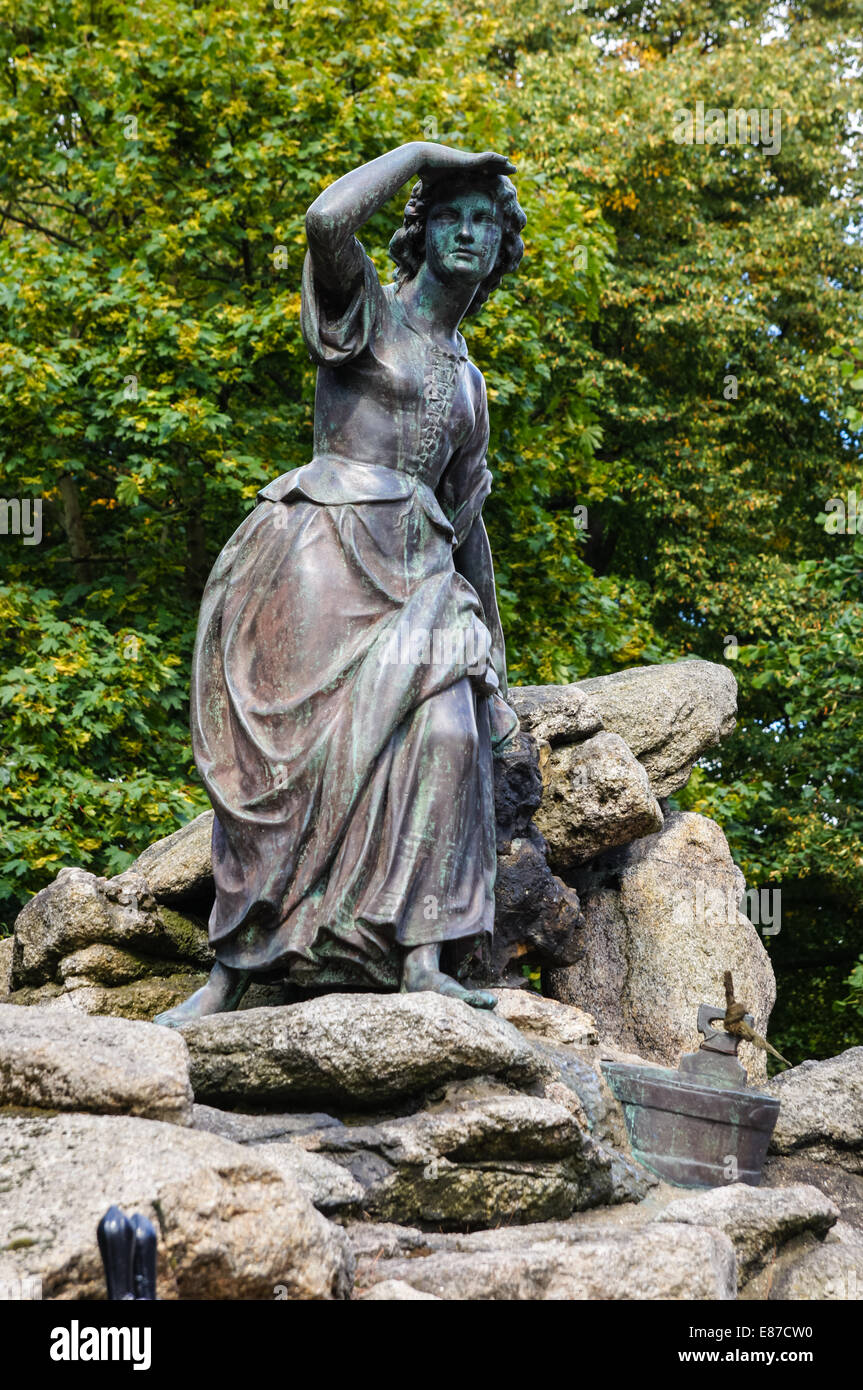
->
[388,172,526,317]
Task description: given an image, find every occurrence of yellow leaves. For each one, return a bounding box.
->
[31,854,62,871]
[19,284,46,309]
[604,189,639,213]
[177,322,201,359]
[223,96,250,123]
[51,653,83,677]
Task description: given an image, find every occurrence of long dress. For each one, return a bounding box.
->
[190,235,518,986]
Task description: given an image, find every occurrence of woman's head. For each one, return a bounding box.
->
[389,172,526,315]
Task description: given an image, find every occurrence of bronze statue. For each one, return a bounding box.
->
[156,143,525,1027]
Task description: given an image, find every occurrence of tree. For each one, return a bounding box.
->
[0,0,622,923]
[487,0,863,1058]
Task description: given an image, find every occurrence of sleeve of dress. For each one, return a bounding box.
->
[300,236,385,367]
[436,368,494,550]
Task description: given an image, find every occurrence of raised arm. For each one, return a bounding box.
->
[305,143,516,307]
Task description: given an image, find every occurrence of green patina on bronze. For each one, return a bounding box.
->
[155,144,527,1025]
[602,1004,781,1189]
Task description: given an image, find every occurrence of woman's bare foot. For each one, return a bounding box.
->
[401,942,496,1010]
[154,962,250,1028]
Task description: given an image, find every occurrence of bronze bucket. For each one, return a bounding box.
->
[601,1004,781,1189]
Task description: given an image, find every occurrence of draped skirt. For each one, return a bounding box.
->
[191,468,511,982]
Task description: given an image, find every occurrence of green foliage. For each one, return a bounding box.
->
[489,0,863,1059]
[0,583,206,919]
[836,956,863,1030]
[0,0,646,933]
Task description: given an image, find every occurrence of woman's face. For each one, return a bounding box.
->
[425,190,503,287]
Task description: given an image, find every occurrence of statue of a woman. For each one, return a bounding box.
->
[156,143,525,1026]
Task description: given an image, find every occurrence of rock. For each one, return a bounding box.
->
[535,1048,627,1148]
[493,732,543,845]
[10,867,211,989]
[488,833,583,979]
[257,1142,366,1218]
[57,942,195,989]
[534,731,664,869]
[548,812,776,1083]
[304,1094,620,1229]
[5,972,212,1023]
[127,810,215,905]
[742,1222,863,1301]
[4,862,297,1020]
[761,1154,863,1231]
[358,1279,441,1300]
[507,685,603,745]
[481,734,583,982]
[191,1104,342,1143]
[180,993,545,1109]
[573,660,737,798]
[0,1002,193,1125]
[764,1048,863,1169]
[0,1112,353,1300]
[0,936,12,995]
[194,1107,367,1217]
[655,1183,839,1283]
[350,1218,736,1300]
[489,988,598,1048]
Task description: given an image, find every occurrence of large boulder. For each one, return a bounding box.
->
[0,1003,193,1125]
[749,1222,863,1301]
[295,1093,635,1228]
[349,1218,736,1300]
[534,731,664,869]
[574,659,738,797]
[127,809,214,904]
[489,988,598,1048]
[0,1112,353,1300]
[762,1153,863,1231]
[180,993,546,1109]
[764,1048,863,1169]
[507,684,603,745]
[548,811,776,1082]
[9,867,212,990]
[655,1183,839,1284]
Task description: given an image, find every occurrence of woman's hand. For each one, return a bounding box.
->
[415,145,517,181]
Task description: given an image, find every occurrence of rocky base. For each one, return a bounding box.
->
[1,987,861,1301]
[3,658,855,1301]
